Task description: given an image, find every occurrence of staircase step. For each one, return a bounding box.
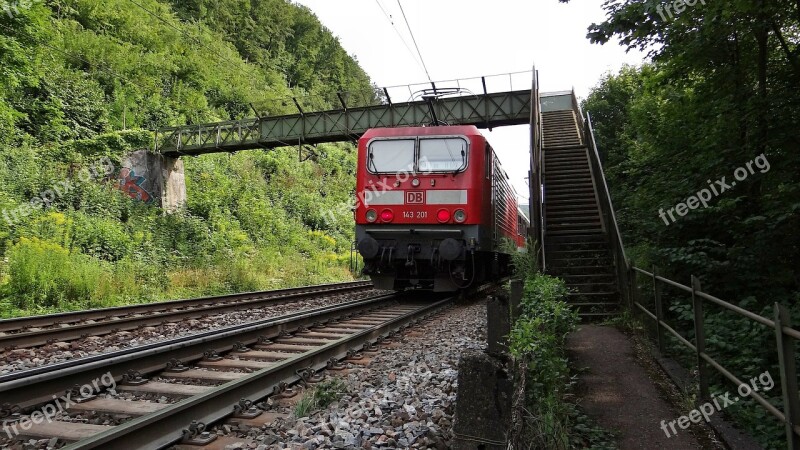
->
[548,258,613,267]
[547,229,604,236]
[568,291,619,297]
[547,221,602,228]
[545,156,587,163]
[544,141,582,147]
[545,168,592,176]
[545,162,590,170]
[546,196,597,203]
[545,148,586,155]
[547,214,601,220]
[545,181,595,188]
[546,201,599,208]
[545,186,596,193]
[543,144,587,151]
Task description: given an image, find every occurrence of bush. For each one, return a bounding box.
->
[509,273,578,449]
[5,237,111,309]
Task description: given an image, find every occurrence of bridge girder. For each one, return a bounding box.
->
[155,90,533,157]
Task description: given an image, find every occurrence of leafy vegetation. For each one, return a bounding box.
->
[294,378,347,418]
[574,0,800,446]
[507,243,614,449]
[0,0,373,316]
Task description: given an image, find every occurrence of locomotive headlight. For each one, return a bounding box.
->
[366,209,378,223]
[411,178,420,187]
[454,209,467,223]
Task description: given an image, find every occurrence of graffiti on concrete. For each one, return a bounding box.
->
[117,167,153,203]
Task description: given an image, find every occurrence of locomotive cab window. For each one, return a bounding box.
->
[367,139,415,173]
[418,138,468,173]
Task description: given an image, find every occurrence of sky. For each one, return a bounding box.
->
[294,0,648,200]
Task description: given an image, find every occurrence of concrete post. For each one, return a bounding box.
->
[159,155,187,212]
[487,295,511,356]
[117,150,186,211]
[452,350,511,450]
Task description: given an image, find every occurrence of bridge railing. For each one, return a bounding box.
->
[153,71,535,156]
[381,70,534,105]
[629,266,800,449]
[529,68,544,271]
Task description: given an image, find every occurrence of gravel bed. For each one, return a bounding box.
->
[0,290,386,375]
[208,300,487,449]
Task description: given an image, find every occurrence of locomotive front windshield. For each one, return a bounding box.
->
[367,139,415,173]
[367,137,467,173]
[419,138,467,172]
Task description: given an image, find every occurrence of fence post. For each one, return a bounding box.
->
[629,264,638,313]
[691,276,709,400]
[774,303,800,450]
[652,266,665,353]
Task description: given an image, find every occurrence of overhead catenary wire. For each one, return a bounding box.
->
[396,0,432,83]
[373,0,427,78]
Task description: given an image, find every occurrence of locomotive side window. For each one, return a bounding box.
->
[367,139,416,173]
[418,138,468,173]
[485,144,491,179]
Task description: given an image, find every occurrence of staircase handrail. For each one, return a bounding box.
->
[584,112,631,306]
[529,67,545,272]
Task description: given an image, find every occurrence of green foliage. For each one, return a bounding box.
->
[4,237,111,309]
[576,0,800,445]
[294,378,347,418]
[508,246,587,448]
[0,0,371,316]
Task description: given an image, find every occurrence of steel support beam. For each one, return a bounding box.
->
[155,90,532,156]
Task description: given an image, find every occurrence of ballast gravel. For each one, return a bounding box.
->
[0,290,386,375]
[209,300,488,450]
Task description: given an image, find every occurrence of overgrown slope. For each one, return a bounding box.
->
[0,0,373,316]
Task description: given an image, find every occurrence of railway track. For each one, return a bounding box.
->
[0,281,372,349]
[0,291,454,449]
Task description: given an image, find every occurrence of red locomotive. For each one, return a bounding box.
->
[354,125,528,292]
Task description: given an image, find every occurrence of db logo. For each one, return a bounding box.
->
[406,191,424,204]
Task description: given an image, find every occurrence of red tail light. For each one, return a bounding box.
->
[380,209,394,222]
[437,209,451,223]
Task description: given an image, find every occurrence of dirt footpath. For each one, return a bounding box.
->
[567,325,704,449]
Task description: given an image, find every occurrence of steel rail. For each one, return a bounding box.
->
[0,281,372,349]
[0,293,401,407]
[65,297,452,449]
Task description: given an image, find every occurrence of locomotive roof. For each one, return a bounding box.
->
[361,125,483,140]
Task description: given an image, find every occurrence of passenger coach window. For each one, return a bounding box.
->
[367,139,415,173]
[419,138,467,172]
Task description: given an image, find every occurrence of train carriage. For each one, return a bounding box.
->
[355,125,528,292]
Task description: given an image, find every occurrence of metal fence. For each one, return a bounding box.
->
[627,266,800,448]
[578,96,800,448]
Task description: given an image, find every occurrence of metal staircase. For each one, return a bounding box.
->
[538,93,623,318]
